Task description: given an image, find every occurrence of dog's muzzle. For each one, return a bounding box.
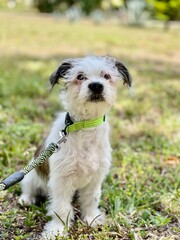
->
[88,82,105,102]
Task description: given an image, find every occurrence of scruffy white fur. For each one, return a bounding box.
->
[19,56,131,239]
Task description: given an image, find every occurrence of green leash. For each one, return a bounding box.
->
[0,132,67,191]
[0,113,105,191]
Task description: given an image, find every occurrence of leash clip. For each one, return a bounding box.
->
[55,131,67,151]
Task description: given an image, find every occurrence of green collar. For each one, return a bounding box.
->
[63,113,106,134]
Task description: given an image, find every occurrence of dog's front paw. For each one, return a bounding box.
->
[18,194,36,206]
[83,210,105,227]
[42,220,67,240]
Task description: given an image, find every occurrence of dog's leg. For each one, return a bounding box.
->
[19,169,47,206]
[79,175,105,227]
[42,177,75,238]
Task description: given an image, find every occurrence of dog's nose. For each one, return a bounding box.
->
[88,82,104,94]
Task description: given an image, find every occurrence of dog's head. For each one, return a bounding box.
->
[49,56,132,119]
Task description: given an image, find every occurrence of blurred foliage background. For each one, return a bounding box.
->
[1,0,180,24]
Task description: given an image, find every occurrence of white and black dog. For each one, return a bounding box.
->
[19,56,132,239]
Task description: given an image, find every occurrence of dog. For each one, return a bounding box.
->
[18,55,132,239]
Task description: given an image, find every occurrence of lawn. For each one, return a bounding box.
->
[0,13,180,240]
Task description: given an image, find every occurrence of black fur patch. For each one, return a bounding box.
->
[49,61,73,89]
[115,61,132,87]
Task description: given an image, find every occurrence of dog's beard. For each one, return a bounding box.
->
[88,93,105,102]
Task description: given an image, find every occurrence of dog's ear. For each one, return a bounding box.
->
[115,60,132,87]
[49,60,73,89]
[105,56,132,87]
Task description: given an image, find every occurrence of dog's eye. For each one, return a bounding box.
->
[77,74,87,81]
[104,74,111,80]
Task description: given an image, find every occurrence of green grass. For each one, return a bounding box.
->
[0,12,180,239]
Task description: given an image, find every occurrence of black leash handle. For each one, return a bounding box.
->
[0,172,25,191]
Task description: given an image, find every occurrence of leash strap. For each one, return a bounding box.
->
[0,133,67,191]
[21,142,58,175]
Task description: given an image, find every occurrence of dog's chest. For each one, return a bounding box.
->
[57,127,111,186]
[70,131,105,171]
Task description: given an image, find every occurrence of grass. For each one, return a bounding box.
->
[0,12,180,239]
